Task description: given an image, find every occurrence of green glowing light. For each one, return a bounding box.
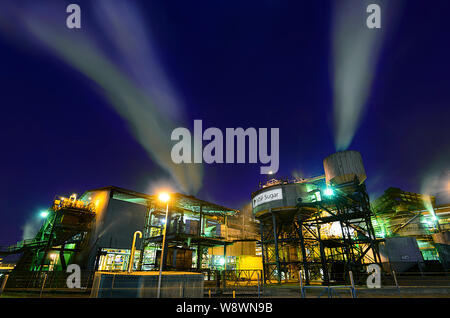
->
[324,188,334,196]
[40,211,49,218]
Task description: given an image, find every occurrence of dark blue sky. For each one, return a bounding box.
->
[1,1,449,246]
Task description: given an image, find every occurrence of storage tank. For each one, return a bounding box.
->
[323,150,367,185]
[251,182,319,217]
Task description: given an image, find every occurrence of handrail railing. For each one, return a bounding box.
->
[0,239,47,253]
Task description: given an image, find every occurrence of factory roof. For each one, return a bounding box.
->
[82,185,238,216]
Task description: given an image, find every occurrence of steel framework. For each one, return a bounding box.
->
[258,179,382,285]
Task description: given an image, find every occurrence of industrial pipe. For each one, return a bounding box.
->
[127,231,142,273]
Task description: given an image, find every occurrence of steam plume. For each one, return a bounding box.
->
[332,0,399,150]
[0,0,202,194]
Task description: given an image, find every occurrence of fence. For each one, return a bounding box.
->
[2,269,263,298]
[295,269,450,298]
[203,269,263,297]
[3,270,95,295]
[4,267,449,298]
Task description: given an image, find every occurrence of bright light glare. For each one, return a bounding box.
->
[158,192,170,202]
[40,211,49,218]
[324,188,334,196]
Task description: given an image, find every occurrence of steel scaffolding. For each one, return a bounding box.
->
[258,179,382,285]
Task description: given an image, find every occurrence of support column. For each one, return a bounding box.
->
[161,204,171,271]
[196,244,202,271]
[316,223,329,285]
[271,211,281,284]
[297,220,310,285]
[222,242,228,288]
[137,242,145,271]
[199,205,204,236]
[259,221,267,284]
[223,244,227,271]
[59,248,67,271]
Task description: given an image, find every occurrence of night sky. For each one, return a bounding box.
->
[1,1,449,246]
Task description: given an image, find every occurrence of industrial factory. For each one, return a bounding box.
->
[0,185,261,293]
[1,150,449,295]
[253,151,450,285]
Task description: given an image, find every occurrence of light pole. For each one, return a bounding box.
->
[128,231,142,273]
[157,192,170,298]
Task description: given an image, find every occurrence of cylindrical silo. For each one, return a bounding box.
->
[251,182,319,218]
[323,150,367,185]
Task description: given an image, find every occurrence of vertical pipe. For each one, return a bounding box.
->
[0,274,9,295]
[257,272,261,298]
[242,210,246,239]
[223,244,227,271]
[349,271,356,298]
[161,205,170,269]
[157,202,169,298]
[271,212,281,284]
[392,270,400,292]
[259,222,267,285]
[298,270,305,298]
[199,204,203,236]
[128,231,142,273]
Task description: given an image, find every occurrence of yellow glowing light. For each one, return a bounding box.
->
[158,192,170,203]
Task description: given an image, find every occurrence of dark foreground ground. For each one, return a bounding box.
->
[2,285,450,298]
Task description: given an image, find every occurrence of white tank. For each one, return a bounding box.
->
[323,150,367,185]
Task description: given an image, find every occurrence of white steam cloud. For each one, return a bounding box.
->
[332,0,400,150]
[421,170,450,209]
[0,1,202,194]
[21,218,42,241]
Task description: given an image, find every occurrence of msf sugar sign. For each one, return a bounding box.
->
[252,188,283,208]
